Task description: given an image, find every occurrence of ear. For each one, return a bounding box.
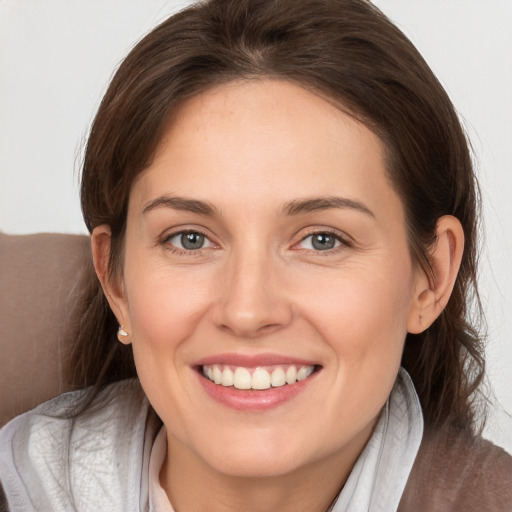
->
[407,215,464,334]
[91,225,132,344]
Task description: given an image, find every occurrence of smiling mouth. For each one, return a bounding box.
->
[200,364,319,391]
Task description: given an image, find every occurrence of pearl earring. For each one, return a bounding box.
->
[117,326,129,342]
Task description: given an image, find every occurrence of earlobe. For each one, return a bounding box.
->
[407,215,464,334]
[91,225,132,341]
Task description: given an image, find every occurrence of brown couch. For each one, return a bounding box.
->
[0,232,91,426]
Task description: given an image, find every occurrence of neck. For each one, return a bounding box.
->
[160,423,375,512]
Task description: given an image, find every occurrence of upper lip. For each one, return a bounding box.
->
[193,352,320,368]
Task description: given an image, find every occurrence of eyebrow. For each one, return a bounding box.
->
[142,195,218,216]
[142,194,375,219]
[282,196,375,218]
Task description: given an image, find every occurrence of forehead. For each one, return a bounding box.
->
[131,79,402,222]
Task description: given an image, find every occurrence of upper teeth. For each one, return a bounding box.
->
[202,364,315,390]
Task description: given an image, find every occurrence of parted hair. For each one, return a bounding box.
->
[73,0,485,431]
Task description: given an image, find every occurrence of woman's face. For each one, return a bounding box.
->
[116,80,425,478]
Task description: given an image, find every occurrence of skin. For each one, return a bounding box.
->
[92,79,464,512]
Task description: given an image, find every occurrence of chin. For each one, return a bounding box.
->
[193,433,322,479]
[207,453,308,479]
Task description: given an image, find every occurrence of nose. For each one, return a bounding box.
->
[212,249,293,339]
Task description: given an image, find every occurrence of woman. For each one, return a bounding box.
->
[1,0,511,510]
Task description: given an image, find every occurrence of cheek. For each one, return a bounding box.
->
[123,247,214,341]
[294,262,415,368]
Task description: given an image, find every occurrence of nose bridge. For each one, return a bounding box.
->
[215,242,291,337]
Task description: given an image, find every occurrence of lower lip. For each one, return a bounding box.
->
[196,370,319,411]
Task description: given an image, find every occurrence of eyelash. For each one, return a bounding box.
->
[160,228,350,255]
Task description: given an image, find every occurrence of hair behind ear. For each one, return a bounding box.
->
[402,216,484,431]
[65,241,136,412]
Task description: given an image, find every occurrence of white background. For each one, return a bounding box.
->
[1,0,511,450]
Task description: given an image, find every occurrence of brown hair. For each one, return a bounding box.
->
[72,0,485,431]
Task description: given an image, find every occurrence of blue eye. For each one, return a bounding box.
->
[299,232,342,251]
[167,231,212,251]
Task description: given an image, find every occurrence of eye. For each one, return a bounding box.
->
[166,231,213,251]
[298,232,343,251]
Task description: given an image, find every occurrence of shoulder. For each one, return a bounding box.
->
[1,379,150,451]
[399,424,512,511]
[0,379,159,512]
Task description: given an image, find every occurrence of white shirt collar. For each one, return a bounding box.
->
[149,426,173,512]
[332,368,423,512]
